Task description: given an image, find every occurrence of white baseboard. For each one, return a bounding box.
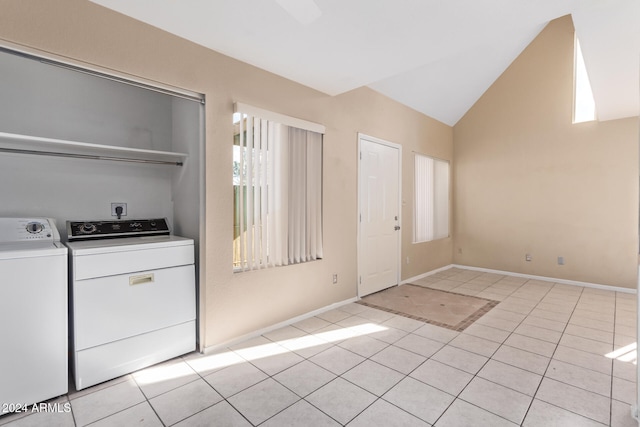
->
[452,264,636,294]
[201,297,359,354]
[402,263,636,294]
[400,264,455,285]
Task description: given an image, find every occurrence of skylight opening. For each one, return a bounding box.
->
[573,36,596,123]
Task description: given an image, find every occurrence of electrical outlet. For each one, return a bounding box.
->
[558,256,564,265]
[525,253,532,262]
[406,257,410,264]
[332,274,338,284]
[111,202,127,217]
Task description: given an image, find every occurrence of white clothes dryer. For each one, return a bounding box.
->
[65,218,195,390]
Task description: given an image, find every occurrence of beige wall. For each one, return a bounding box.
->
[0,0,453,348]
[454,15,639,288]
[5,3,633,351]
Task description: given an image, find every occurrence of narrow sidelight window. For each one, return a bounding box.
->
[413,153,449,243]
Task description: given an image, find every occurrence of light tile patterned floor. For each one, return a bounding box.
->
[0,267,637,426]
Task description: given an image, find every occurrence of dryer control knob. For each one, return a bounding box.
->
[79,223,97,234]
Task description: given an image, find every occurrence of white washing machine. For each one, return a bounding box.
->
[0,218,68,408]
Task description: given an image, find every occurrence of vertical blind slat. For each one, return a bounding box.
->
[260,119,269,267]
[238,114,246,270]
[254,119,261,267]
[246,116,254,270]
[277,124,289,266]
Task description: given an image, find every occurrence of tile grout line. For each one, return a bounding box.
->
[518,283,583,426]
[203,347,300,426]
[252,309,399,426]
[429,272,530,426]
[129,373,168,427]
[524,286,619,426]
[440,274,618,425]
[67,376,158,427]
[612,292,623,426]
[457,275,545,425]
[308,311,428,426]
[609,292,618,427]
[286,301,484,425]
[291,309,446,426]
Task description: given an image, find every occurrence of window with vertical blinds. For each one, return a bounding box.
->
[233,103,324,271]
[414,153,449,243]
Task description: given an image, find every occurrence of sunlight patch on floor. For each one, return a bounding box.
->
[134,361,198,385]
[606,342,637,364]
[314,323,388,343]
[237,323,388,362]
[136,322,388,385]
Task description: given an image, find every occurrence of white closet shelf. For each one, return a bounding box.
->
[0,131,187,166]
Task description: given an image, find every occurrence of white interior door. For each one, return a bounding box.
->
[358,134,401,297]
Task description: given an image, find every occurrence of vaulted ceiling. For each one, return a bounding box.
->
[90,0,639,126]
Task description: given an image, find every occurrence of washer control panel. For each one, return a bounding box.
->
[0,218,59,243]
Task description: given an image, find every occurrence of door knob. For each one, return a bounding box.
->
[394,225,401,231]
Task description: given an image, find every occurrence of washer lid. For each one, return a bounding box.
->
[0,241,67,259]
